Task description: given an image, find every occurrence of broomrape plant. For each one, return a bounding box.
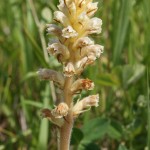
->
[38,0,103,149]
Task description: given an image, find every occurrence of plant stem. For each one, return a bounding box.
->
[147,68,150,150]
[64,77,74,106]
[59,113,73,150]
[58,76,74,150]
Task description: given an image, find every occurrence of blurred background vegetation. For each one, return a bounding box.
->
[0,0,150,149]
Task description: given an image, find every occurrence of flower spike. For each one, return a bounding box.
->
[38,0,103,148]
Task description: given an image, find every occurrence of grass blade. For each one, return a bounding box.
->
[112,0,132,65]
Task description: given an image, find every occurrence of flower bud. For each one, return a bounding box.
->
[73,94,99,117]
[51,103,69,118]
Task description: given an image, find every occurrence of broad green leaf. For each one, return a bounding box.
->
[118,144,128,150]
[78,142,100,150]
[71,128,84,145]
[108,125,122,140]
[81,118,109,142]
[128,118,143,139]
[108,119,123,140]
[96,73,119,87]
[79,118,123,149]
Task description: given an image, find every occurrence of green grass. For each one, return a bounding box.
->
[147,68,150,150]
[0,0,149,149]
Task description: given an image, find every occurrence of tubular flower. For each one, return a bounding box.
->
[73,94,99,117]
[85,17,102,34]
[54,11,70,26]
[37,68,64,87]
[63,62,75,77]
[41,103,69,127]
[86,2,98,17]
[62,26,78,38]
[71,78,94,93]
[46,24,62,36]
[41,109,64,127]
[47,42,70,61]
[73,36,94,49]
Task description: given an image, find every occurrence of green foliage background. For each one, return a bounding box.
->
[0,0,149,149]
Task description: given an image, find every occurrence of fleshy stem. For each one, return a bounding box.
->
[59,76,74,150]
[64,77,74,106]
[59,112,73,150]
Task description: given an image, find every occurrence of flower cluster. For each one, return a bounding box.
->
[39,0,103,127]
[47,0,104,76]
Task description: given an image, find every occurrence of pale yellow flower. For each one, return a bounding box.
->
[54,11,70,26]
[62,26,78,38]
[86,17,102,34]
[73,37,94,49]
[86,2,98,17]
[47,42,70,60]
[73,94,99,117]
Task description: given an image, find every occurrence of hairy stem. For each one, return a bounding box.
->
[64,77,74,106]
[59,76,74,150]
[59,113,73,150]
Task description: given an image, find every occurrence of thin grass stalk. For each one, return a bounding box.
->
[147,67,150,149]
[28,0,49,63]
